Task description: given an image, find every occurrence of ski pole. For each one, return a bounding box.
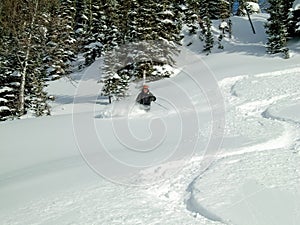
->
[154,101,169,110]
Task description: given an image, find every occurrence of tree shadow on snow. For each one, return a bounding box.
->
[53,94,110,105]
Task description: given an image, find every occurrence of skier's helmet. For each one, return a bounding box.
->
[143,85,149,90]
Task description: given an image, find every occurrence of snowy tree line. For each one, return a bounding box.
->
[0,0,299,121]
[265,0,300,58]
[184,0,300,57]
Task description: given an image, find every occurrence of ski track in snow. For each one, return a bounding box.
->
[2,15,300,223]
[182,67,300,224]
[1,67,300,225]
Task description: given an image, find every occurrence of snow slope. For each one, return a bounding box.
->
[1,14,300,225]
[186,68,300,225]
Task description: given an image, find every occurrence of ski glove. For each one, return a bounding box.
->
[150,96,156,102]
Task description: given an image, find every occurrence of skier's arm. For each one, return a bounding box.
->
[149,92,156,102]
[136,93,142,103]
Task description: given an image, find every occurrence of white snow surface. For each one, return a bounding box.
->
[0,98,8,103]
[246,2,261,13]
[294,0,300,10]
[0,86,13,94]
[0,106,10,112]
[1,14,300,225]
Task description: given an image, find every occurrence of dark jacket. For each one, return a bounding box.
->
[136,91,156,106]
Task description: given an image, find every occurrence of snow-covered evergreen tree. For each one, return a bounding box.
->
[101,0,182,100]
[199,0,215,53]
[101,1,122,51]
[154,1,182,65]
[45,0,77,79]
[285,0,299,37]
[101,48,130,100]
[219,0,232,20]
[208,0,222,19]
[0,0,51,119]
[81,0,104,66]
[294,10,300,35]
[218,0,233,48]
[0,33,20,120]
[123,0,181,79]
[100,1,130,99]
[74,0,90,52]
[238,0,261,15]
[18,1,52,116]
[265,0,290,58]
[72,0,105,66]
[183,0,200,35]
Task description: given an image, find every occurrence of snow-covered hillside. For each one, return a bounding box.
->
[1,14,300,225]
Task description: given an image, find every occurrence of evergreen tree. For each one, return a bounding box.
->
[219,0,232,19]
[0,0,52,119]
[118,0,135,43]
[203,16,214,53]
[0,32,20,120]
[184,0,201,35]
[18,0,52,116]
[82,0,105,66]
[101,1,122,50]
[74,0,90,52]
[265,0,290,58]
[199,0,215,53]
[101,1,129,99]
[45,0,77,79]
[284,0,298,37]
[101,48,130,100]
[294,10,300,35]
[282,0,294,22]
[218,0,233,48]
[102,0,182,100]
[208,0,221,19]
[73,0,105,66]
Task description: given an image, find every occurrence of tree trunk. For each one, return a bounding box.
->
[18,48,30,115]
[18,0,39,115]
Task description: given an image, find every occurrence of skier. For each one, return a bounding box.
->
[136,85,156,111]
